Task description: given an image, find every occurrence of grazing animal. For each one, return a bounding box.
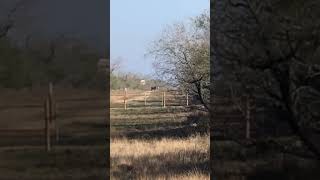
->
[151,86,157,91]
[140,79,146,86]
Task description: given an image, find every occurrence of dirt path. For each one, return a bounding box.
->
[111,90,153,104]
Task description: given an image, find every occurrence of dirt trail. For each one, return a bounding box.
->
[111,90,153,104]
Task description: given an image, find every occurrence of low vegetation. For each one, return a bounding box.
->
[111,135,209,180]
[110,90,209,179]
[0,87,107,179]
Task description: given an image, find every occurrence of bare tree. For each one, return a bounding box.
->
[0,0,28,39]
[212,0,320,159]
[110,57,123,74]
[148,11,210,110]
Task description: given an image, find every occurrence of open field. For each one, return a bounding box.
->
[111,135,209,180]
[0,87,107,179]
[210,96,320,179]
[212,139,320,180]
[110,90,209,179]
[0,146,107,180]
[111,89,190,108]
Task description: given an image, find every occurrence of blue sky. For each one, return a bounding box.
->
[111,0,209,75]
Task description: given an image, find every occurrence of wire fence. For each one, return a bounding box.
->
[0,84,107,151]
[0,87,258,148]
[110,90,191,109]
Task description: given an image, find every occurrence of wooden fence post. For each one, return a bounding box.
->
[161,91,163,107]
[48,82,59,144]
[144,92,147,106]
[124,88,127,110]
[44,99,51,152]
[245,96,251,139]
[53,99,59,143]
[186,92,189,106]
[48,82,53,123]
[163,91,166,108]
[56,125,59,143]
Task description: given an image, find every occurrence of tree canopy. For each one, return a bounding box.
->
[212,0,320,159]
[148,10,210,109]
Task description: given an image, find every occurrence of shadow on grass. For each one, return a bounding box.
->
[111,106,190,115]
[119,113,209,140]
[111,150,209,179]
[246,165,320,180]
[67,121,107,130]
[212,140,320,180]
[0,147,107,180]
[124,126,207,140]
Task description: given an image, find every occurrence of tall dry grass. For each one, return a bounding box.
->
[111,134,209,180]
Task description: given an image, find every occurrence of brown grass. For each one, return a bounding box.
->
[0,87,107,179]
[111,90,152,105]
[111,134,209,179]
[110,89,209,179]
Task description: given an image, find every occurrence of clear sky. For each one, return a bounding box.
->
[111,0,209,75]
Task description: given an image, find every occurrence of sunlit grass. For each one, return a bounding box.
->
[111,134,209,179]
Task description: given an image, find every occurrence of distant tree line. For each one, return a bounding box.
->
[0,36,105,90]
[0,0,106,90]
[110,71,166,90]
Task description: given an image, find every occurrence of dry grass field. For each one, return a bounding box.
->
[0,87,107,179]
[111,135,209,180]
[110,89,209,179]
[0,88,209,179]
